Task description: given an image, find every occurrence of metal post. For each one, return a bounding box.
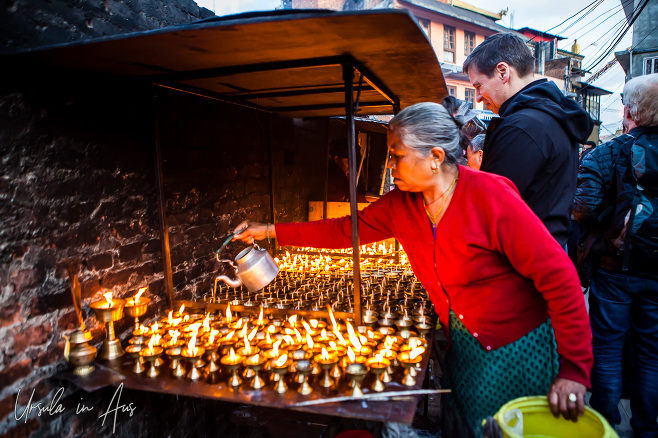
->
[153,90,175,308]
[342,64,362,326]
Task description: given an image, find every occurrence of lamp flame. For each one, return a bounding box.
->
[282,335,294,345]
[225,330,235,341]
[334,327,347,345]
[148,335,156,354]
[243,329,251,354]
[327,304,338,330]
[139,324,149,334]
[103,292,113,307]
[257,306,264,326]
[169,330,180,345]
[375,353,384,363]
[152,322,159,334]
[359,334,367,345]
[320,328,328,340]
[209,329,218,345]
[226,304,232,324]
[248,327,258,342]
[301,320,314,335]
[188,333,197,356]
[409,339,419,349]
[294,328,303,344]
[329,341,337,350]
[249,354,260,365]
[310,319,318,328]
[367,330,375,339]
[168,310,173,325]
[385,336,395,349]
[275,354,288,367]
[289,314,297,327]
[135,287,147,303]
[179,304,185,315]
[347,347,356,363]
[410,347,425,360]
[306,335,314,349]
[203,313,210,332]
[347,324,362,351]
[240,323,248,339]
[273,339,282,357]
[267,325,276,334]
[321,347,329,361]
[229,348,236,361]
[266,332,272,345]
[235,318,243,329]
[183,314,190,323]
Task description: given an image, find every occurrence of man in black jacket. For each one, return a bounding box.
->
[573,73,658,438]
[464,34,593,246]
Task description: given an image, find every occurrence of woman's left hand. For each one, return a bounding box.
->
[548,377,586,421]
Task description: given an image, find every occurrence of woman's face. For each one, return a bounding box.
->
[387,130,434,192]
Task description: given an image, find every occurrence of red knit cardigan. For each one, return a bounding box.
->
[276,165,592,387]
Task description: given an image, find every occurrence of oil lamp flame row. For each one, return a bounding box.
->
[409,347,425,360]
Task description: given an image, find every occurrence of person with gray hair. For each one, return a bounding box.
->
[464,33,593,246]
[232,102,592,434]
[573,73,658,437]
[466,134,486,170]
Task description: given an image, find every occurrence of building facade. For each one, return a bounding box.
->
[614,0,658,79]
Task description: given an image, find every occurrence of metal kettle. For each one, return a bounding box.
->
[216,244,279,292]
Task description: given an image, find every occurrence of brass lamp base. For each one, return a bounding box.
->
[100,338,125,360]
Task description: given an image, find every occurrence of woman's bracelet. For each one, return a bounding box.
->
[266,223,271,244]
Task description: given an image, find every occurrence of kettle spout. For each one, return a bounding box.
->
[216,275,242,289]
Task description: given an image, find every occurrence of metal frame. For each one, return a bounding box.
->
[152,57,402,326]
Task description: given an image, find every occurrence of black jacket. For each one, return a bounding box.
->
[573,127,658,276]
[482,79,594,246]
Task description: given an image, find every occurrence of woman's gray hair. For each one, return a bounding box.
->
[388,102,462,165]
[623,73,658,127]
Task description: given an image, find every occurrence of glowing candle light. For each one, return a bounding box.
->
[288,315,297,327]
[168,310,173,325]
[410,347,425,360]
[257,306,264,326]
[347,347,356,363]
[267,325,276,334]
[247,327,258,343]
[273,339,281,357]
[248,353,261,365]
[282,335,294,345]
[203,313,210,332]
[188,333,198,356]
[103,292,114,308]
[306,335,314,350]
[294,329,303,344]
[151,322,159,334]
[134,286,147,303]
[226,304,232,324]
[310,319,318,328]
[169,330,180,345]
[208,329,219,345]
[225,331,235,341]
[321,347,329,361]
[275,354,288,367]
[179,304,185,315]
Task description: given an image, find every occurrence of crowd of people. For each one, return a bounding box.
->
[231,33,658,437]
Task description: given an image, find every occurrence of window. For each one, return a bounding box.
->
[443,25,455,63]
[465,88,475,107]
[417,18,430,37]
[645,57,658,75]
[448,86,456,97]
[464,31,475,56]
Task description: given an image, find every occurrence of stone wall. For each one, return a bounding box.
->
[0,0,214,52]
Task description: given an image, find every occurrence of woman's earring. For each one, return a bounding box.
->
[432,167,439,174]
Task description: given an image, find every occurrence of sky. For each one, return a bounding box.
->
[195,0,635,136]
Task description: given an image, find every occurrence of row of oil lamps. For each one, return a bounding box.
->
[66,287,431,397]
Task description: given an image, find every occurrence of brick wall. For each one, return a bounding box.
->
[0,3,331,436]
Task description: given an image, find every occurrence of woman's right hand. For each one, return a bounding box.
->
[232,221,274,244]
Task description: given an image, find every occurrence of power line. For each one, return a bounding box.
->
[563,0,632,41]
[527,0,602,42]
[584,0,650,71]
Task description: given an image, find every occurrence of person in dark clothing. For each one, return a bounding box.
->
[464,33,594,246]
[580,140,596,163]
[573,73,658,438]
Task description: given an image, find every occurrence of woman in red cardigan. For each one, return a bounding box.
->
[233,102,592,432]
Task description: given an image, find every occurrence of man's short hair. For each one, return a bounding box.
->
[463,33,535,78]
[623,73,658,127]
[469,134,486,153]
[583,141,596,148]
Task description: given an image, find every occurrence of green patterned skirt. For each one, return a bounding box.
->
[444,310,560,433]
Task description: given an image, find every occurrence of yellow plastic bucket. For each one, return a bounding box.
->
[494,396,618,438]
